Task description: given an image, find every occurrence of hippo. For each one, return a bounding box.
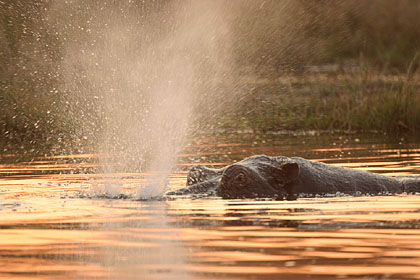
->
[166,155,420,199]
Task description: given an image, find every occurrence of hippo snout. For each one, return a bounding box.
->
[187,165,221,186]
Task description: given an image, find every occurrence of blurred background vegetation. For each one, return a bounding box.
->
[232,0,420,72]
[1,0,420,151]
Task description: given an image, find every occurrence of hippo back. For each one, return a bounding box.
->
[277,157,403,194]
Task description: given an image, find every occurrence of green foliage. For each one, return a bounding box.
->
[232,0,420,72]
[0,0,70,147]
[210,57,420,135]
[1,0,420,148]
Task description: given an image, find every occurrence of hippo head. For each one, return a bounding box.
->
[183,156,300,199]
[217,161,299,199]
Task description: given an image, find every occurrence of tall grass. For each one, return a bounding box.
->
[231,0,420,72]
[308,56,420,134]
[212,56,420,135]
[1,0,420,148]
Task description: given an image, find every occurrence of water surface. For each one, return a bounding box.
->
[1,133,420,280]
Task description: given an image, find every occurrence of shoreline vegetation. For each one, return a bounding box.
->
[204,57,420,136]
[1,0,420,151]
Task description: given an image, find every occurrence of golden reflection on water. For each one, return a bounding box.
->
[1,134,420,279]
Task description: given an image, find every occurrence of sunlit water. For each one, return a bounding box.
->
[1,133,420,280]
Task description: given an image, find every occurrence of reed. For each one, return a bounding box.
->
[212,56,420,135]
[1,0,420,147]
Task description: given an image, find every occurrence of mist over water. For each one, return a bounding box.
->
[48,1,232,198]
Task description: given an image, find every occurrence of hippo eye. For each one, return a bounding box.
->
[234,172,248,185]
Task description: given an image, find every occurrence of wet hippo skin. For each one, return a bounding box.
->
[166,155,420,199]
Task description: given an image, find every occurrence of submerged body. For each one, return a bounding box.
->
[167,155,420,199]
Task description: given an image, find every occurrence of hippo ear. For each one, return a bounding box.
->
[279,162,299,184]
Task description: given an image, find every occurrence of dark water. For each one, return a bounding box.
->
[1,133,420,280]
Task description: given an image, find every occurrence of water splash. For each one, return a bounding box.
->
[49,1,232,198]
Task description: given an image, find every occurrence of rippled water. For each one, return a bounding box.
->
[1,133,420,280]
